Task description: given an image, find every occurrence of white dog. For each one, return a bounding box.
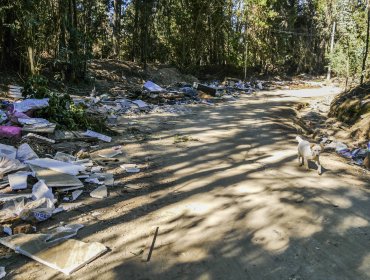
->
[296,136,323,175]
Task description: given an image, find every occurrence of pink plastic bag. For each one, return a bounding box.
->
[0,126,22,138]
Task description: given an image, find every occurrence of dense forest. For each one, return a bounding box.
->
[0,0,369,82]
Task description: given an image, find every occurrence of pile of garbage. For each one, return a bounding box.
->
[321,137,370,169]
[0,76,264,276]
[71,78,265,123]
[0,135,137,274]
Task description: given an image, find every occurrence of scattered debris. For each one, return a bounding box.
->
[143,81,165,92]
[0,73,267,274]
[121,164,140,173]
[90,186,108,199]
[83,130,112,142]
[26,158,85,176]
[8,171,32,190]
[0,266,5,279]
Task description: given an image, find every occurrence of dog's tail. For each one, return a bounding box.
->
[296,136,303,143]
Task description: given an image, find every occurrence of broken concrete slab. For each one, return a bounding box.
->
[16,143,38,162]
[71,190,83,201]
[13,98,49,113]
[53,202,83,214]
[97,148,122,159]
[24,133,56,144]
[32,180,54,201]
[0,144,17,159]
[0,266,5,279]
[83,130,111,142]
[0,232,107,275]
[26,158,85,176]
[8,171,32,190]
[88,173,114,186]
[54,152,76,163]
[120,164,140,173]
[45,224,84,243]
[29,165,83,188]
[143,81,165,92]
[0,156,26,177]
[19,118,56,133]
[90,186,108,199]
[0,193,32,202]
[132,100,149,109]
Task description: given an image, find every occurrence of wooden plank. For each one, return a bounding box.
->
[141,226,159,262]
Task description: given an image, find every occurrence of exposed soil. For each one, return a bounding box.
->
[1,86,369,280]
[329,83,370,141]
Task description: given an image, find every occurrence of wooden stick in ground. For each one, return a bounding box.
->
[142,226,159,262]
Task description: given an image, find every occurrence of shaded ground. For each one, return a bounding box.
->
[2,87,370,280]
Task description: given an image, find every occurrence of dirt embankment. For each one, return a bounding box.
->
[329,83,370,142]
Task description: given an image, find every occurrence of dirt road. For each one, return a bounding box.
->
[3,87,370,280]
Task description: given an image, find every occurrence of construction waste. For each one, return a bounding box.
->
[0,77,265,275]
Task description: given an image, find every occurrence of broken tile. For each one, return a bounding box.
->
[29,165,83,188]
[0,156,26,176]
[72,190,83,201]
[0,193,32,202]
[54,152,76,163]
[90,186,108,199]
[143,81,165,92]
[0,144,17,159]
[0,233,107,275]
[32,180,54,200]
[85,177,103,185]
[16,143,38,162]
[0,266,5,279]
[8,171,32,190]
[83,130,111,142]
[26,158,85,176]
[121,164,140,173]
[45,224,84,243]
[88,173,114,186]
[97,148,122,159]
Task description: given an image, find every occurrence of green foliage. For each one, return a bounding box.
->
[22,75,108,132]
[0,0,369,80]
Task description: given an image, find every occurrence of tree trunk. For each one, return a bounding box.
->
[327,21,336,80]
[131,0,140,61]
[113,0,121,57]
[244,1,249,80]
[361,5,370,84]
[27,47,35,75]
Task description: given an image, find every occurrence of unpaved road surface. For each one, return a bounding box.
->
[3,87,370,280]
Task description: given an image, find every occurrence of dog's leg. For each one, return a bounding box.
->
[304,158,309,170]
[298,154,302,166]
[316,158,322,175]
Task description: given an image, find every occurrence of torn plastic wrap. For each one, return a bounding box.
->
[19,197,55,222]
[12,98,49,113]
